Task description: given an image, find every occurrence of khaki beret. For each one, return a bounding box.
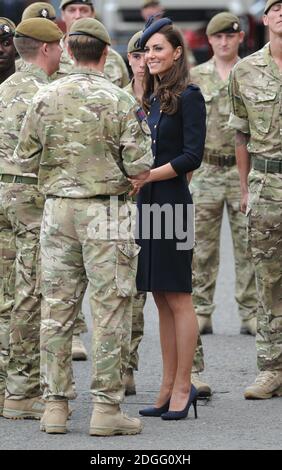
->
[22,2,56,21]
[60,0,94,9]
[0,17,15,38]
[69,18,111,45]
[15,18,63,42]
[142,1,160,7]
[127,31,144,53]
[264,1,281,13]
[206,12,241,36]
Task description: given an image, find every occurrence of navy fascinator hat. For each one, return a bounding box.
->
[138,15,172,49]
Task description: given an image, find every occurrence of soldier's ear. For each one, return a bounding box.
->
[67,43,74,59]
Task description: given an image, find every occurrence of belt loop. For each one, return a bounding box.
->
[264,159,267,176]
[12,175,17,183]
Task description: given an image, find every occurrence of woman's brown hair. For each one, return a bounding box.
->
[142,24,191,115]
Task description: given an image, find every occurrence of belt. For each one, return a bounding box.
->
[252,157,282,174]
[204,154,236,167]
[46,193,130,201]
[0,174,38,185]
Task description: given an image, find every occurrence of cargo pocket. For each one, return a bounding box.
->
[243,88,277,135]
[115,242,141,297]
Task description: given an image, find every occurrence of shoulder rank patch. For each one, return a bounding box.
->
[135,107,151,136]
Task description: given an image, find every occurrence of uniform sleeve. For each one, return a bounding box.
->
[13,98,42,174]
[119,102,153,176]
[170,88,206,175]
[228,67,250,134]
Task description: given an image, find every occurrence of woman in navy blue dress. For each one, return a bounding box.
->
[130,18,206,420]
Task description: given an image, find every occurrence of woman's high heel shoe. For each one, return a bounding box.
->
[139,398,170,417]
[161,384,198,421]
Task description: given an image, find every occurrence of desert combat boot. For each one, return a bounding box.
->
[191,373,212,398]
[3,396,45,420]
[72,334,88,360]
[197,315,213,335]
[240,316,257,336]
[244,371,282,399]
[40,400,69,434]
[89,403,142,436]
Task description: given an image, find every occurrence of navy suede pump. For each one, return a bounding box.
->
[139,398,170,417]
[161,384,198,420]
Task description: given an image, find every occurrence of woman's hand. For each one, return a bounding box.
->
[128,170,151,196]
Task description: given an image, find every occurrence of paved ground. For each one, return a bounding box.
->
[0,211,281,450]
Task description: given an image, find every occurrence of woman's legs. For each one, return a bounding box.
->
[154,291,198,411]
[153,292,177,407]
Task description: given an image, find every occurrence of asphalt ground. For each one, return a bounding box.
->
[0,210,281,451]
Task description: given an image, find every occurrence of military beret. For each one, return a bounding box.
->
[60,0,94,9]
[15,18,63,42]
[0,17,16,38]
[22,2,56,21]
[142,1,160,7]
[264,0,281,13]
[206,12,241,36]
[127,31,144,53]
[69,18,111,45]
[139,17,172,49]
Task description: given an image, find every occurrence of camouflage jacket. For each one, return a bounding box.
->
[123,79,141,105]
[0,63,50,176]
[14,67,153,198]
[191,57,236,158]
[229,43,282,159]
[57,41,129,88]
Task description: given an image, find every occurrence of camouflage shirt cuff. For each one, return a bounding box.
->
[228,113,250,134]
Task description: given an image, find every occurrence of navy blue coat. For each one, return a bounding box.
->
[136,84,206,292]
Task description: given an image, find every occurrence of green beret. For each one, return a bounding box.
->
[206,12,241,36]
[60,0,94,9]
[264,0,281,13]
[69,18,111,45]
[127,31,144,53]
[15,18,63,42]
[0,17,16,38]
[22,2,56,21]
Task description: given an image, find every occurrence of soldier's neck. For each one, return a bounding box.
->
[214,55,239,81]
[269,35,282,71]
[0,64,15,84]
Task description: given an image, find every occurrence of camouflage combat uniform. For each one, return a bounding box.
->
[14,67,153,403]
[229,43,282,373]
[190,58,257,328]
[54,40,130,337]
[123,79,147,372]
[0,63,50,400]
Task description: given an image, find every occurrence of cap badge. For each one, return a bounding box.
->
[3,25,11,33]
[40,8,49,18]
[233,22,239,31]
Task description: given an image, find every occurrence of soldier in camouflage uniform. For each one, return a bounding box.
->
[190,13,258,340]
[0,18,63,419]
[123,31,147,396]
[14,18,153,435]
[58,0,130,357]
[229,0,282,399]
[58,0,129,87]
[0,17,17,417]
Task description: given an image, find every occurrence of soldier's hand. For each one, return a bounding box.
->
[128,170,150,196]
[240,192,249,214]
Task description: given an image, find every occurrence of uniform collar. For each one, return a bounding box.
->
[69,66,106,78]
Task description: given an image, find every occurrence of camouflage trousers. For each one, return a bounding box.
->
[129,291,146,371]
[0,182,43,399]
[190,163,257,321]
[0,184,16,397]
[40,197,139,404]
[248,170,282,371]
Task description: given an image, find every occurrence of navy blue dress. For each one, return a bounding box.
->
[136,84,206,293]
